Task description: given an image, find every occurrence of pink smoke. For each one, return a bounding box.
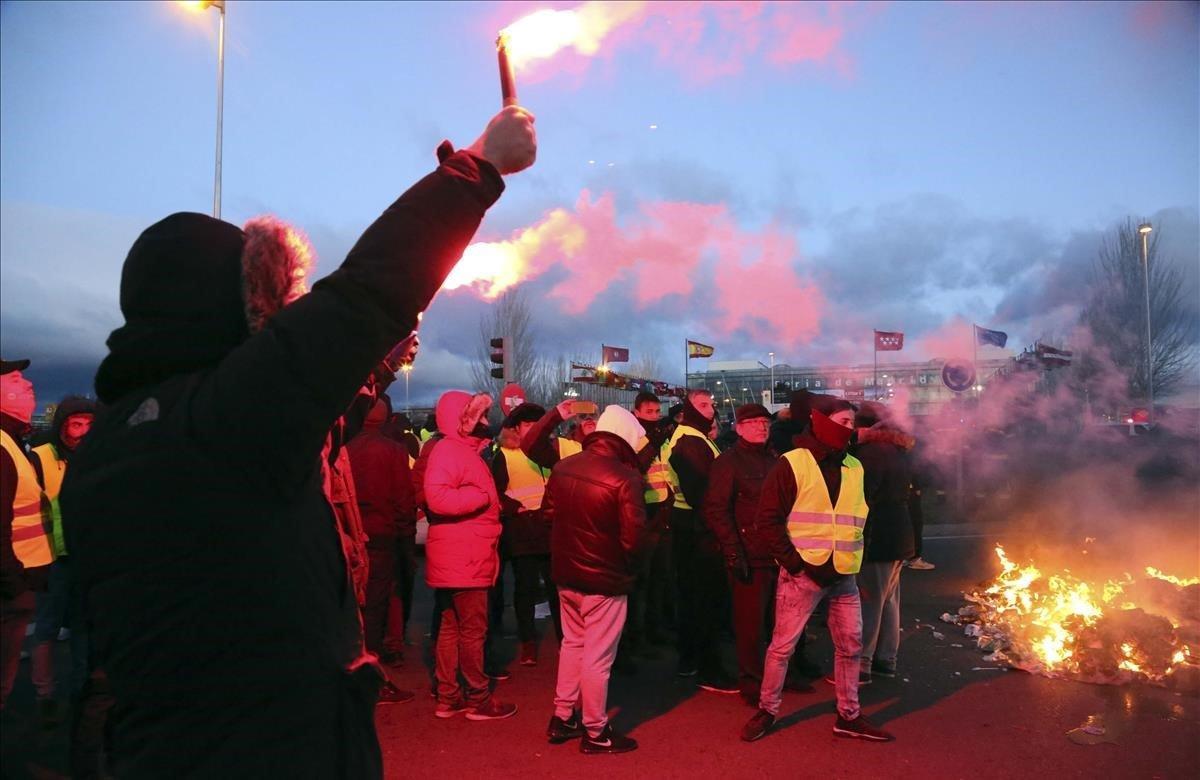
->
[450,191,825,349]
[487,1,873,87]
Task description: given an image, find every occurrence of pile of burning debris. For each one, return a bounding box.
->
[943,546,1199,687]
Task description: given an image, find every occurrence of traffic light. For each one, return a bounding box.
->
[489,337,510,382]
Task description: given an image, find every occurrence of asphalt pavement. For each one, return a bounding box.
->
[3,531,1197,779]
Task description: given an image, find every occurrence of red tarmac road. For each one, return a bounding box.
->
[3,535,1196,779]
[376,535,1198,780]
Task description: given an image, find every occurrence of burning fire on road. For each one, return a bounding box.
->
[945,545,1199,687]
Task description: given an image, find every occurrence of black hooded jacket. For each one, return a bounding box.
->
[60,150,503,778]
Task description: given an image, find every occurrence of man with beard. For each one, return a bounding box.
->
[666,389,736,692]
[741,392,894,743]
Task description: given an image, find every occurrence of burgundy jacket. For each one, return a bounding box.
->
[347,421,417,541]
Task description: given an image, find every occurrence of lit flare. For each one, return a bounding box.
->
[500,2,646,70]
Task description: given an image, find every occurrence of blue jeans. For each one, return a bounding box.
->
[760,568,862,720]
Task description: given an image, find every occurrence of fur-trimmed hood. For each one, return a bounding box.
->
[857,424,915,450]
[95,212,315,404]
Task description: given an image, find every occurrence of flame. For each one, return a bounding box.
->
[965,546,1194,684]
[1145,567,1200,587]
[442,242,527,299]
[500,2,646,70]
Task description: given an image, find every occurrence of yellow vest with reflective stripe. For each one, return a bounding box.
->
[665,424,720,510]
[782,448,867,575]
[1,430,53,568]
[499,446,550,511]
[637,435,675,506]
[32,443,68,558]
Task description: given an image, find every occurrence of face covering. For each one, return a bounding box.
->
[810,409,852,451]
[0,372,35,424]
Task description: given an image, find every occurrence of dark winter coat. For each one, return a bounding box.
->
[755,430,851,586]
[853,425,917,562]
[347,421,417,542]
[702,438,778,568]
[546,432,647,596]
[669,398,719,513]
[61,150,503,778]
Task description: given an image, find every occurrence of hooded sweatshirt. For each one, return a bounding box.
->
[423,390,501,589]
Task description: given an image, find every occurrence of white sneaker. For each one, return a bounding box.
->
[906,557,935,570]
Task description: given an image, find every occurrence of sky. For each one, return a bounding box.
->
[1,0,1197,406]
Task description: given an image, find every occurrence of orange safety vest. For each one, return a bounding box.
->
[781,448,868,575]
[1,430,53,568]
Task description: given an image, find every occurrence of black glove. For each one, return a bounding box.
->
[726,548,752,585]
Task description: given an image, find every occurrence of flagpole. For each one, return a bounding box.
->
[972,325,978,400]
[684,339,689,389]
[872,330,878,401]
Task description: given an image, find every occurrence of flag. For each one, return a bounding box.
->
[687,340,715,358]
[874,330,904,351]
[975,325,1008,348]
[1035,342,1073,368]
[602,345,629,364]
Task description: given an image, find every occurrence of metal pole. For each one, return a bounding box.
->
[213,3,225,219]
[769,352,775,404]
[404,369,411,413]
[1141,230,1153,426]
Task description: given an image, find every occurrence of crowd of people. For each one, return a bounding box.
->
[0,102,931,777]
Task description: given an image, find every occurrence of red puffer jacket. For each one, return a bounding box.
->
[423,390,500,589]
[545,431,647,596]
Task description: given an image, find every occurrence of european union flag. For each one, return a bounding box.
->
[975,325,1008,348]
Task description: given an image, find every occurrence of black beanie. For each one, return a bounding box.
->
[502,402,545,429]
[95,213,248,403]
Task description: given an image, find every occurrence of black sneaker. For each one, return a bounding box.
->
[697,673,739,694]
[741,709,775,742]
[486,666,512,681]
[376,683,414,705]
[833,714,894,742]
[547,712,586,744]
[465,698,518,721]
[870,662,897,678]
[579,724,638,754]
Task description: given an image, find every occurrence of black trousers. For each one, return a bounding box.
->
[364,542,397,655]
[512,554,561,642]
[671,508,727,676]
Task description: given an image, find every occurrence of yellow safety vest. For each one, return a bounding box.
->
[782,448,867,575]
[499,446,550,511]
[0,430,53,568]
[557,437,582,459]
[32,443,68,558]
[665,424,720,510]
[637,435,675,506]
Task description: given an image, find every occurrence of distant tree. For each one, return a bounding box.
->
[1078,218,1198,403]
[471,288,563,409]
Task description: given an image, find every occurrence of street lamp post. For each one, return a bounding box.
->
[180,1,225,218]
[1138,222,1153,426]
[401,364,412,413]
[768,351,775,404]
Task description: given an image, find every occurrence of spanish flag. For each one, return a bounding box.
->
[687,340,715,358]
